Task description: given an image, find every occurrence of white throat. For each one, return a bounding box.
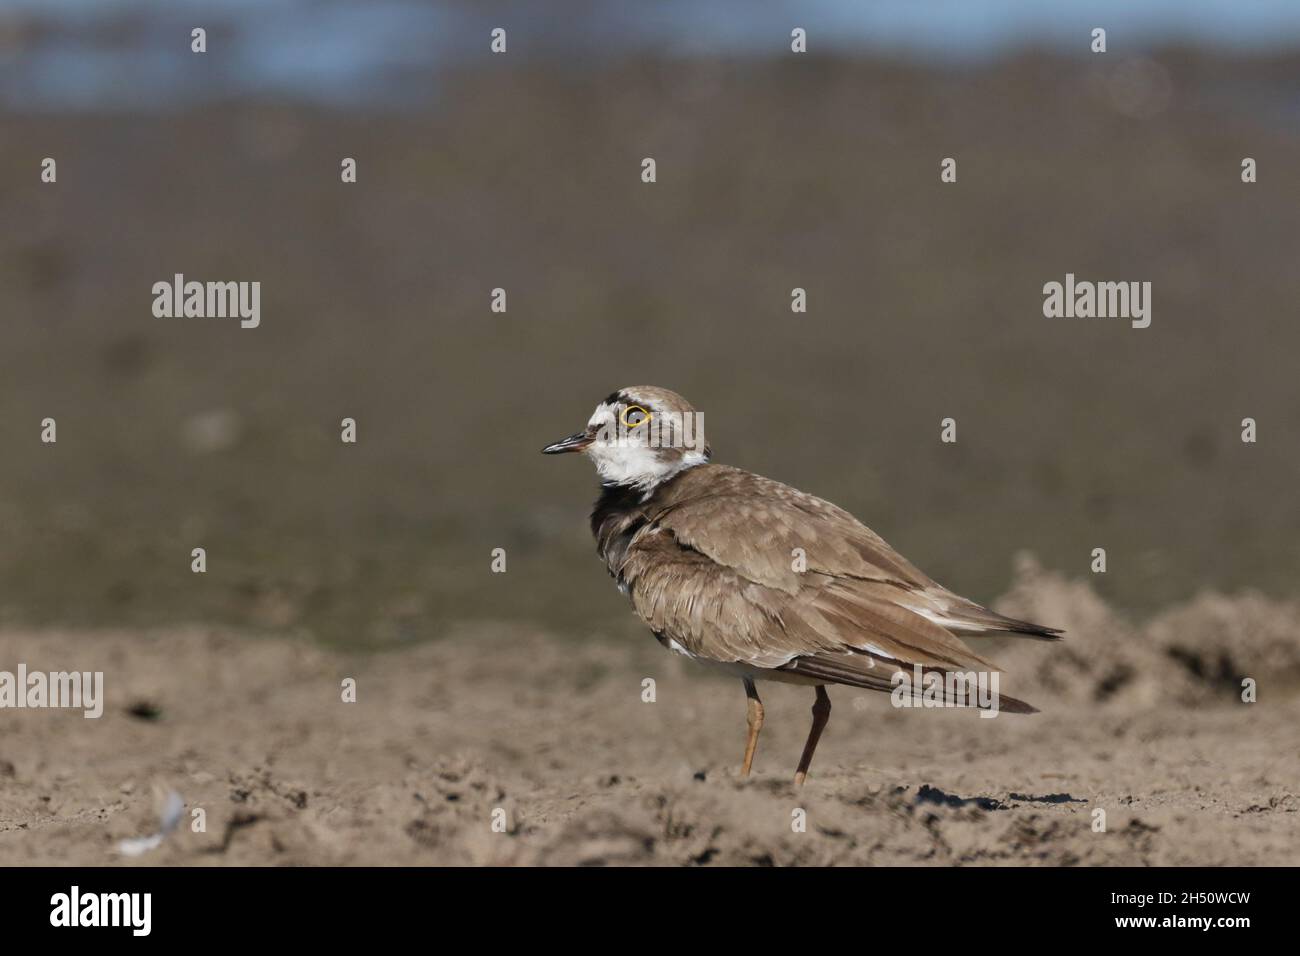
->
[589,444,709,492]
[583,400,708,493]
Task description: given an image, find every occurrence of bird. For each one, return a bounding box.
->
[542,386,1061,785]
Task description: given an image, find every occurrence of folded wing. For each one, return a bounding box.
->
[617,465,1058,711]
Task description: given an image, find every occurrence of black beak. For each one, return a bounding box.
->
[541,432,593,455]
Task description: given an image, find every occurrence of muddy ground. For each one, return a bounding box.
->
[2,559,1296,866]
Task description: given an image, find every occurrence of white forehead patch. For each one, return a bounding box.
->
[586,401,617,432]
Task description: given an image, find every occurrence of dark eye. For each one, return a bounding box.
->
[620,405,650,428]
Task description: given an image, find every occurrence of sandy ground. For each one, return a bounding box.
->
[1,559,1296,866]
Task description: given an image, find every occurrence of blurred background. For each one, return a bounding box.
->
[2,0,1298,649]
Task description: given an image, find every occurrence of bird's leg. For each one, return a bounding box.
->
[793,685,832,786]
[740,678,764,776]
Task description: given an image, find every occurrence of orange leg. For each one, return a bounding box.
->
[793,685,831,786]
[740,678,764,776]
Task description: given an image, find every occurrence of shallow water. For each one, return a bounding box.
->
[5,0,1300,110]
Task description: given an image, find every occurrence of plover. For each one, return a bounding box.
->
[543,386,1061,784]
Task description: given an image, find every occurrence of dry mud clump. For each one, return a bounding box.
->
[993,554,1300,708]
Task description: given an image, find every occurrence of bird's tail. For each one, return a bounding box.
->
[779,653,1039,714]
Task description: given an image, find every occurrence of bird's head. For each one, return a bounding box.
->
[542,385,710,491]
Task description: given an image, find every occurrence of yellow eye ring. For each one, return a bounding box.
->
[620,404,651,429]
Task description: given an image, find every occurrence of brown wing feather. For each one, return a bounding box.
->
[607,464,1053,709]
[649,466,938,594]
[647,465,1061,641]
